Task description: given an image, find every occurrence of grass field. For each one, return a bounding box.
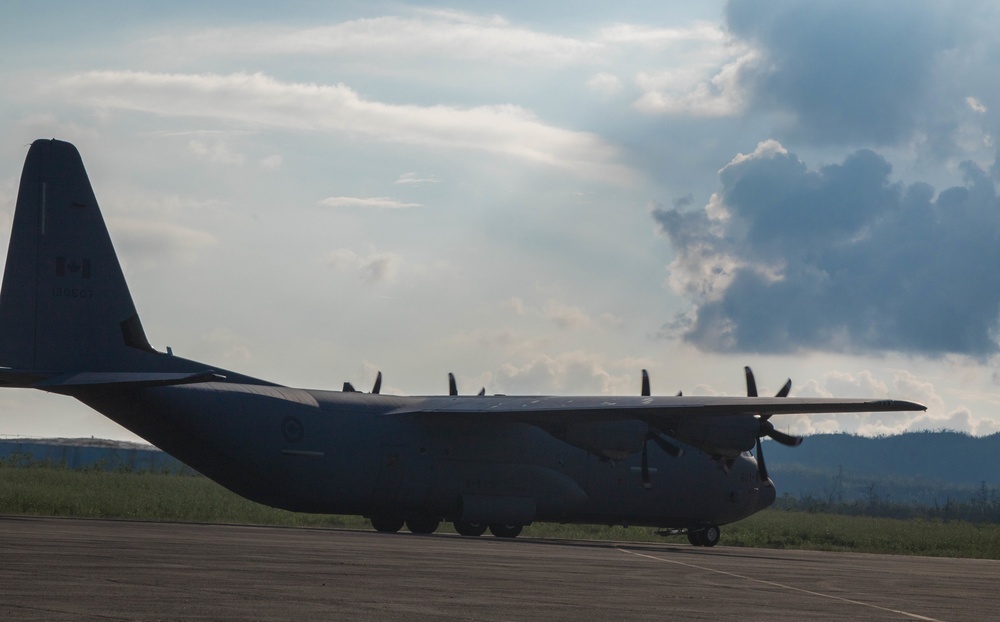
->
[3,464,999,559]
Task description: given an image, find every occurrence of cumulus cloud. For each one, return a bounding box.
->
[633,47,756,117]
[327,248,400,284]
[506,297,527,315]
[725,0,958,145]
[496,350,629,395]
[771,368,975,435]
[188,139,245,165]
[586,72,623,96]
[613,20,754,118]
[258,154,282,170]
[655,140,1000,357]
[966,97,988,114]
[543,301,593,330]
[46,71,630,182]
[320,196,421,209]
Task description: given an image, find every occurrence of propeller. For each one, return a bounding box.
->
[638,369,684,488]
[344,370,383,394]
[448,372,486,397]
[641,369,681,397]
[744,366,802,482]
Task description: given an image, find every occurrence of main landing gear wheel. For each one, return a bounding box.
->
[687,525,721,547]
[405,517,440,534]
[453,520,488,537]
[370,516,405,533]
[488,523,523,538]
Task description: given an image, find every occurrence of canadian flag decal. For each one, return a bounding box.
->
[56,257,91,279]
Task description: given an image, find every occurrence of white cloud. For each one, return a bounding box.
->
[108,218,217,269]
[600,312,624,329]
[200,327,254,365]
[507,297,527,315]
[586,72,623,95]
[320,196,421,209]
[152,12,605,67]
[966,96,987,114]
[258,154,282,170]
[359,254,399,284]
[633,47,757,117]
[497,350,626,394]
[598,22,725,48]
[188,139,245,165]
[394,172,439,185]
[327,248,401,284]
[543,300,593,330]
[46,71,631,182]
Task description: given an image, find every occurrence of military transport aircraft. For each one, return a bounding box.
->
[0,139,924,545]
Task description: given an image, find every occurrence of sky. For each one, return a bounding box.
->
[2,0,1000,442]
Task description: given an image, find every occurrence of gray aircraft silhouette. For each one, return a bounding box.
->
[0,139,924,544]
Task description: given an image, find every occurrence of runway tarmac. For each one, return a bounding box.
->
[2,516,997,621]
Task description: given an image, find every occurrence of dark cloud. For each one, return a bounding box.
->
[654,142,1000,357]
[726,0,959,146]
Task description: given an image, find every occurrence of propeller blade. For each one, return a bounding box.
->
[641,369,650,397]
[448,372,458,396]
[676,390,683,397]
[641,440,651,489]
[767,428,803,447]
[755,436,768,481]
[744,366,758,397]
[649,432,684,458]
[372,371,382,394]
[749,370,799,454]
[775,378,792,398]
[477,387,486,396]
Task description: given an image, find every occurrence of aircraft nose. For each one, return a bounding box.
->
[756,479,777,511]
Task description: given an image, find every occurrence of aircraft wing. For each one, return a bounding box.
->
[384,395,926,421]
[382,395,925,458]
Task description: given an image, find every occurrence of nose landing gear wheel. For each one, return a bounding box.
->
[687,525,721,547]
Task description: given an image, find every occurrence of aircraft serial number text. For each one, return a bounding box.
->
[53,287,93,299]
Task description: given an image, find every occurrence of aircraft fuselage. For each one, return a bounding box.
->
[73,382,774,530]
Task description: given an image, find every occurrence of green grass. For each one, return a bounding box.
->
[0,463,368,529]
[3,463,999,559]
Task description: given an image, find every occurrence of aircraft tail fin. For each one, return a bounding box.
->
[0,139,165,376]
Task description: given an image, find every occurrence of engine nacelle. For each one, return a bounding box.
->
[669,415,758,458]
[550,419,647,460]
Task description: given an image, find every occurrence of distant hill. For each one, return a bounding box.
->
[766,431,1000,484]
[4,431,998,507]
[765,431,1000,505]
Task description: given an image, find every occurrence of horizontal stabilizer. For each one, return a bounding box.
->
[0,368,54,388]
[33,370,225,389]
